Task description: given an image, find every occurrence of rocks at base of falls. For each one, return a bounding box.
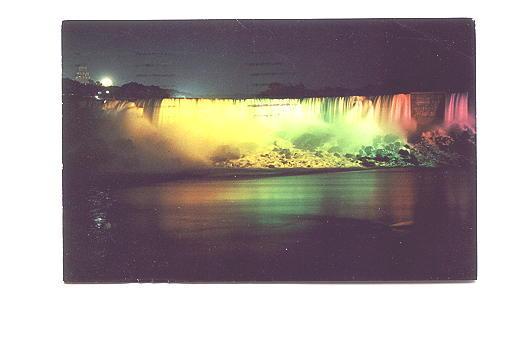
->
[410,125,476,167]
[214,141,362,169]
[213,126,476,169]
[355,135,419,168]
[355,126,476,168]
[210,145,241,163]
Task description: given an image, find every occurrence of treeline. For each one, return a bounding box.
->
[62,78,173,99]
[257,82,407,98]
[257,82,472,98]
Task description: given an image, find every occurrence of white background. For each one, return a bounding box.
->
[1,0,515,336]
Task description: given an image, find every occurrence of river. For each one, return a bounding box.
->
[63,168,476,282]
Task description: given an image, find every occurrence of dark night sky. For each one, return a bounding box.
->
[62,19,475,97]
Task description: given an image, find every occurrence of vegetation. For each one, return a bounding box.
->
[62,78,172,99]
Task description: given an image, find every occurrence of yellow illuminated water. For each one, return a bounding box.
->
[101,95,418,167]
[152,95,413,129]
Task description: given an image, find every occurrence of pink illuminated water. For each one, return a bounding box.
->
[445,93,470,126]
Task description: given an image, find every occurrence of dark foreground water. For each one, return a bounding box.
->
[63,168,476,282]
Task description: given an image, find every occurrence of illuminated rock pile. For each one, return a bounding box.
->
[216,139,361,169]
[216,126,476,169]
[354,135,419,168]
[410,125,476,167]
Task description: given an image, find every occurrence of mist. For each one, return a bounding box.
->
[92,96,416,173]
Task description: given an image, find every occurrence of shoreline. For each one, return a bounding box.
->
[63,166,470,189]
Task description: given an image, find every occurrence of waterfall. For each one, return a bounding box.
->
[101,95,416,152]
[100,92,473,158]
[97,92,473,168]
[135,98,163,121]
[147,94,414,131]
[103,92,473,131]
[102,100,144,118]
[444,92,470,126]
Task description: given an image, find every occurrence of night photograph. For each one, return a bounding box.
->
[62,19,476,283]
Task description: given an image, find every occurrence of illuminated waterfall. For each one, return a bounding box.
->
[103,92,473,133]
[148,94,414,131]
[101,92,472,165]
[102,100,145,118]
[101,94,417,155]
[445,92,470,126]
[101,99,162,119]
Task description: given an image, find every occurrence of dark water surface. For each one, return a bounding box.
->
[63,168,476,282]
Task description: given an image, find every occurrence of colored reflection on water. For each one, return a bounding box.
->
[117,169,417,232]
[64,168,476,282]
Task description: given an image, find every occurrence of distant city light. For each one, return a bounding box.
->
[100,77,113,87]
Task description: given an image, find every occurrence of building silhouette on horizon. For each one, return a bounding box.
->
[74,65,91,85]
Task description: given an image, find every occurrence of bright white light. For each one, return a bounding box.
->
[105,90,110,94]
[100,77,113,87]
